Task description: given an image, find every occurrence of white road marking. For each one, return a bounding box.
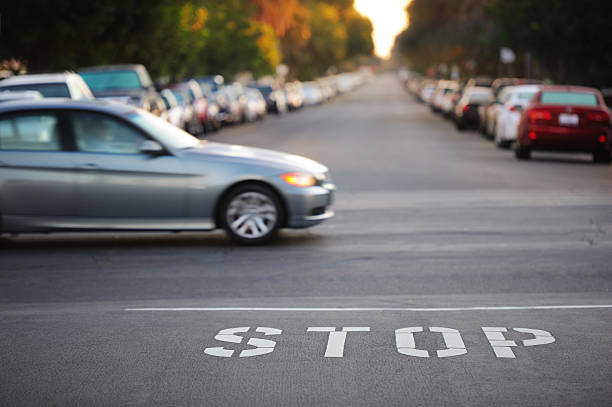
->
[307,327,370,358]
[482,327,556,358]
[482,327,517,358]
[514,327,555,347]
[125,304,612,312]
[204,326,282,358]
[395,327,467,358]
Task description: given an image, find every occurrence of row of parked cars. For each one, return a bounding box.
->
[403,72,612,164]
[0,64,373,138]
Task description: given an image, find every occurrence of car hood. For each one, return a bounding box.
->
[183,142,328,174]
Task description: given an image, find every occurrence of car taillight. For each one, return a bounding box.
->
[588,112,611,124]
[600,135,607,143]
[527,109,552,123]
[463,105,470,112]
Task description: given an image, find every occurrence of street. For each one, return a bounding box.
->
[2,73,612,406]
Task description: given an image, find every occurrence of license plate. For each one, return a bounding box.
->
[559,113,579,126]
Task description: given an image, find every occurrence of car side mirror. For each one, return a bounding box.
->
[139,140,165,156]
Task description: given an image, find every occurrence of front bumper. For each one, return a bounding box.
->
[285,183,336,228]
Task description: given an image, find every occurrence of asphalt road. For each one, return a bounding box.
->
[1,73,612,406]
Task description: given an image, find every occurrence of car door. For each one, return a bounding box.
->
[0,110,76,231]
[69,110,190,228]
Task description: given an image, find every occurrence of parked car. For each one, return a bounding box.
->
[0,73,93,100]
[480,78,544,137]
[493,85,541,148]
[248,84,287,114]
[245,88,266,122]
[418,81,436,104]
[301,82,324,106]
[198,84,222,132]
[515,86,611,163]
[79,64,160,114]
[165,80,211,136]
[482,86,515,139]
[160,89,186,130]
[164,87,203,137]
[0,99,335,244]
[215,85,245,124]
[284,82,304,111]
[430,80,459,113]
[453,87,492,130]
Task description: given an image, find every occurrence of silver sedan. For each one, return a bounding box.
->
[0,100,335,244]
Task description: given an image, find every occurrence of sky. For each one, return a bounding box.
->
[354,0,410,59]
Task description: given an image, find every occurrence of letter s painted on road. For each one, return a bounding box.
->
[204,327,282,358]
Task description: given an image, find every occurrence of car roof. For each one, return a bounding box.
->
[508,85,542,93]
[0,98,137,115]
[0,73,77,86]
[537,85,600,94]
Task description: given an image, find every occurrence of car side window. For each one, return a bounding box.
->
[71,111,146,154]
[0,113,61,151]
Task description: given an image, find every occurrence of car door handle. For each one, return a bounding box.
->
[0,161,6,167]
[78,163,101,170]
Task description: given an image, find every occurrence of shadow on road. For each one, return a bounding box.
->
[0,230,325,251]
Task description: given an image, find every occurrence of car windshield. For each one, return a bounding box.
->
[0,83,70,98]
[517,92,537,101]
[540,91,598,106]
[469,93,490,103]
[128,111,199,149]
[80,71,142,92]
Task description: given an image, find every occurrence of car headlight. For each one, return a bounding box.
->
[280,172,317,187]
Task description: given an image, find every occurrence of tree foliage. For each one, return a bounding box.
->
[395,0,612,87]
[0,0,373,81]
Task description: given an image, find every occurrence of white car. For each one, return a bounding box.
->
[419,82,436,104]
[0,72,94,100]
[430,80,459,112]
[484,86,514,138]
[494,85,541,148]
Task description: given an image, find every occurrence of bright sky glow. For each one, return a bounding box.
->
[354,0,410,59]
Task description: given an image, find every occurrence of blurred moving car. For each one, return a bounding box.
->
[0,73,94,100]
[0,99,336,244]
[515,86,611,163]
[453,86,492,130]
[494,85,541,148]
[79,64,160,113]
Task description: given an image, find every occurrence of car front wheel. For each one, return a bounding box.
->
[221,184,282,245]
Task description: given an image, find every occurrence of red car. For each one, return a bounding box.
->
[515,86,611,163]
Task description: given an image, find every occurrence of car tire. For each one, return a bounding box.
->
[593,150,611,164]
[221,184,283,245]
[514,144,531,160]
